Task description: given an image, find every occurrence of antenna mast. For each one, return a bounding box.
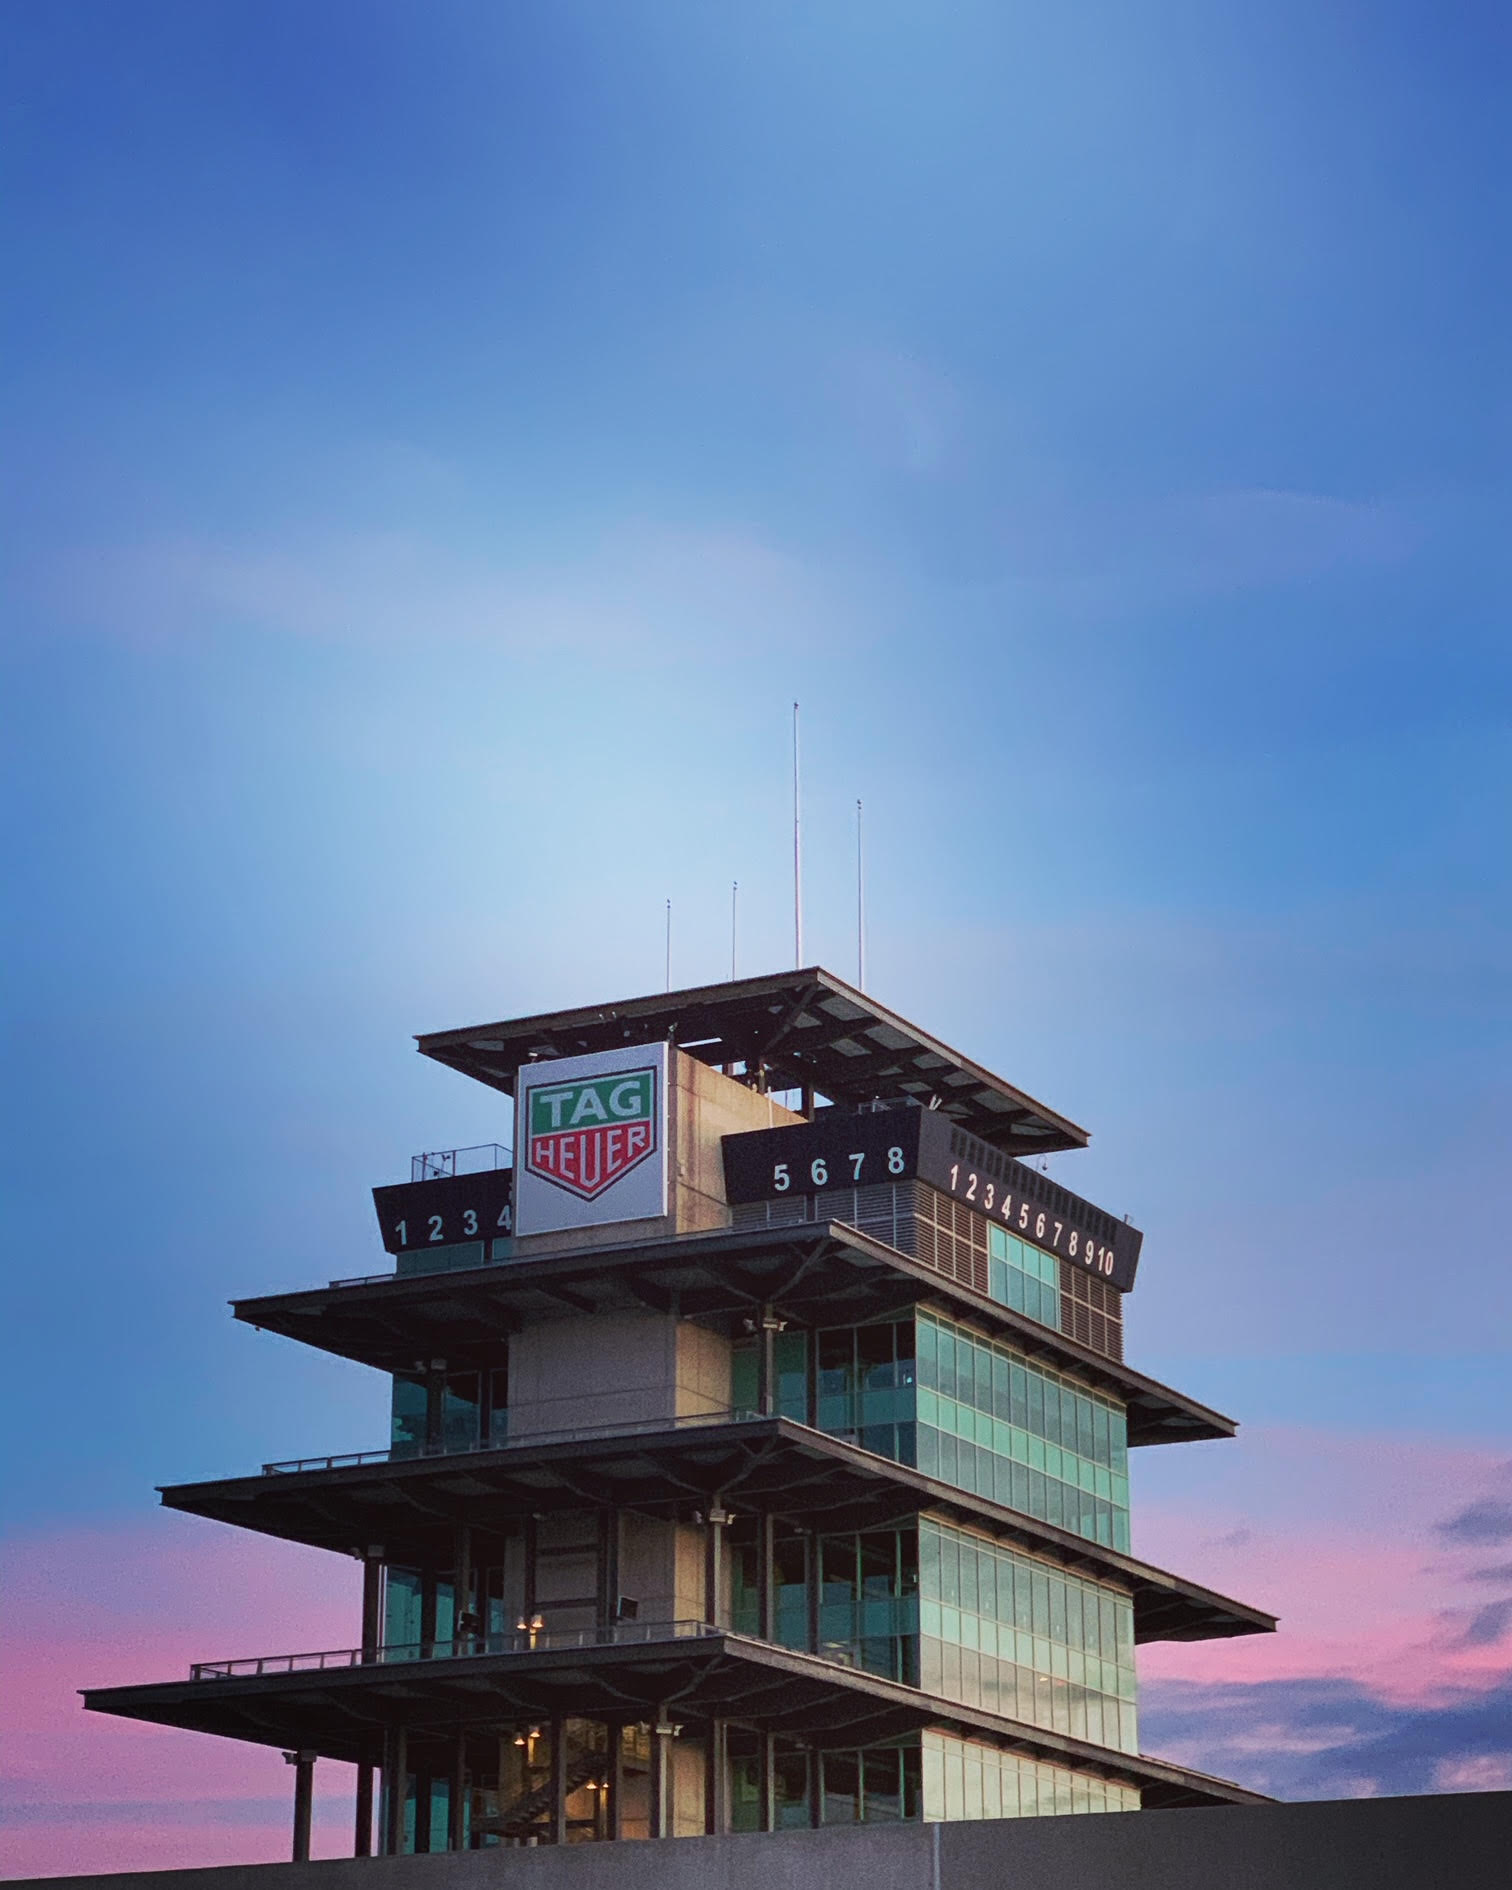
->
[856,798,866,989]
[664,898,672,993]
[792,701,804,967]
[731,880,738,979]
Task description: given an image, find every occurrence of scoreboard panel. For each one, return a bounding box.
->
[371,1167,514,1256]
[722,1107,1141,1291]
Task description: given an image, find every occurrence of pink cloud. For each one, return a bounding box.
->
[1134,1428,1512,1713]
[1,1516,361,1875]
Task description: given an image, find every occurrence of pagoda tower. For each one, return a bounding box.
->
[85,969,1273,1857]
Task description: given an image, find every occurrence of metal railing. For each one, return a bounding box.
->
[191,1617,719,1681]
[411,1143,510,1183]
[260,1407,762,1476]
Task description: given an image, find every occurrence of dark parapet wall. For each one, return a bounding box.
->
[9,1792,1510,1890]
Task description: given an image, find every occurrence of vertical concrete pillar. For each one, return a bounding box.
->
[354,1744,375,1857]
[650,1709,680,1839]
[448,1726,467,1851]
[285,1749,316,1862]
[758,1731,775,1833]
[425,1360,448,1454]
[757,1512,775,1641]
[550,1717,568,1845]
[361,1552,384,1659]
[705,1720,727,1834]
[356,1551,383,1854]
[598,1507,620,1633]
[454,1524,473,1650]
[757,1309,786,1416]
[384,1724,408,1856]
[703,1503,731,1627]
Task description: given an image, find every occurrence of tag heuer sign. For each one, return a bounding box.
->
[527,1067,657,1199]
[514,1043,670,1236]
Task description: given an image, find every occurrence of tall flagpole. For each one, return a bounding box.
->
[856,798,866,989]
[792,701,804,968]
[665,898,672,992]
[731,880,738,979]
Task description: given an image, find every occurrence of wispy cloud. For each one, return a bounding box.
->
[39,517,868,662]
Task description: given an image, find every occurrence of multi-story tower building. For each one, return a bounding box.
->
[85,970,1274,1859]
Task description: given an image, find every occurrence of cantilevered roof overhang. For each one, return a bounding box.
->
[416,968,1089,1157]
[81,1630,1267,1811]
[233,1223,1234,1447]
[160,1417,1274,1646]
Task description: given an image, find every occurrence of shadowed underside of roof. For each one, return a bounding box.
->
[416,968,1088,1156]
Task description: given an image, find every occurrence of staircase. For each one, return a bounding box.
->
[475,1750,607,1838]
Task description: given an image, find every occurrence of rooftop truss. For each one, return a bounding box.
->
[416,968,1089,1156]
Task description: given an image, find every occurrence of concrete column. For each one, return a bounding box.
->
[425,1359,448,1454]
[448,1726,467,1851]
[598,1508,620,1634]
[355,1552,383,1855]
[385,1724,408,1856]
[354,1745,375,1858]
[806,1527,821,1656]
[758,1732,775,1833]
[360,1550,384,1661]
[550,1718,568,1845]
[703,1504,732,1627]
[608,1723,624,1840]
[650,1709,680,1839]
[757,1309,786,1417]
[454,1524,473,1650]
[705,1720,727,1835]
[757,1513,775,1641]
[284,1750,316,1862]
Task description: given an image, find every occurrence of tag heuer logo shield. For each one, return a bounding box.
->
[524,1066,659,1200]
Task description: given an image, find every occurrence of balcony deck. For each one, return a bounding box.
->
[232,1221,1235,1447]
[159,1412,1275,1646]
[82,1622,1267,1812]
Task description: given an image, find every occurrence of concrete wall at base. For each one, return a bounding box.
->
[11,1793,1510,1890]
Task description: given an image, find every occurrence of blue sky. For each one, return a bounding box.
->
[2,0,1509,1866]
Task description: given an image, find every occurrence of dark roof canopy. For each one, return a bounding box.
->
[416,967,1088,1156]
[82,1632,1267,1809]
[161,1417,1274,1646]
[232,1223,1235,1446]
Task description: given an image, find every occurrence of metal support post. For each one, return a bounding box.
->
[448,1726,467,1851]
[757,1308,785,1416]
[702,1503,732,1628]
[650,1708,681,1840]
[425,1360,447,1454]
[758,1732,775,1833]
[757,1512,774,1641]
[807,1526,821,1656]
[354,1744,375,1857]
[360,1551,384,1661]
[453,1524,473,1651]
[285,1749,316,1862]
[705,1720,727,1835]
[550,1718,568,1845]
[385,1725,407,1856]
[609,1723,625,1840]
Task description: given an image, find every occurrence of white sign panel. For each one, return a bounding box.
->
[513,1042,670,1236]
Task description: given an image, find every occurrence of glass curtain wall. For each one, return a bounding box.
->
[731,1314,1126,1553]
[915,1312,1130,1551]
[390,1366,508,1458]
[919,1520,1137,1752]
[921,1732,1139,1820]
